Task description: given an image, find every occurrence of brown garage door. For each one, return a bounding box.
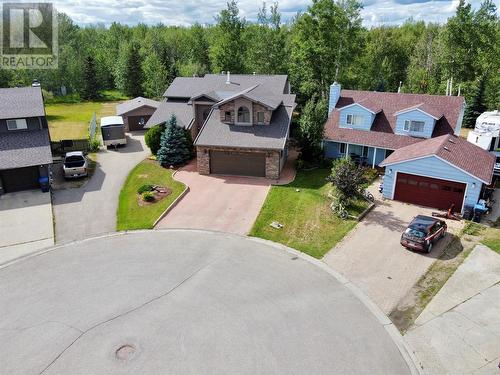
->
[128,115,152,131]
[0,166,40,193]
[210,150,266,177]
[394,173,466,211]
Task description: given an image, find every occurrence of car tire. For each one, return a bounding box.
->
[426,242,433,253]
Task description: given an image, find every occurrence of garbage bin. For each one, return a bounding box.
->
[462,205,473,221]
[39,176,50,193]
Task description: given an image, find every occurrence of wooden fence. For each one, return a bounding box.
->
[51,139,89,155]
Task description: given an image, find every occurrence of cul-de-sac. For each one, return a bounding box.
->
[0,1,499,374]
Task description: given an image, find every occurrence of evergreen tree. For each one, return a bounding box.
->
[463,75,488,129]
[157,115,192,167]
[123,43,143,98]
[82,55,99,100]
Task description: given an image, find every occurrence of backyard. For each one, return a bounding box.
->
[249,169,369,259]
[45,91,128,141]
[117,159,186,231]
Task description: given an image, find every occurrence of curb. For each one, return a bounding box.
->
[152,185,190,227]
[0,228,423,374]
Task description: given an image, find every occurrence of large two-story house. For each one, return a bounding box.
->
[0,87,52,194]
[146,73,296,179]
[323,83,495,212]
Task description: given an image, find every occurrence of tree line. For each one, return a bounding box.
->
[0,0,497,125]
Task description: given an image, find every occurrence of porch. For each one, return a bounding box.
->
[323,140,392,168]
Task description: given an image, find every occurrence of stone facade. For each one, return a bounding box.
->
[252,103,272,125]
[196,146,282,179]
[219,102,235,124]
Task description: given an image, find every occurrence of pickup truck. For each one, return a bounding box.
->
[63,152,88,179]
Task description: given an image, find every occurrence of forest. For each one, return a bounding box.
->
[0,0,498,126]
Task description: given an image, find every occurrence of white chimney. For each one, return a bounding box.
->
[450,77,453,96]
[397,81,402,93]
[226,71,231,84]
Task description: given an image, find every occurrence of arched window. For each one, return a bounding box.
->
[237,106,250,123]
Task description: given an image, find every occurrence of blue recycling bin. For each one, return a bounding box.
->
[39,176,50,193]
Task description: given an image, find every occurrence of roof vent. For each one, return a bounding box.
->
[443,146,451,152]
[448,138,456,144]
[226,71,231,84]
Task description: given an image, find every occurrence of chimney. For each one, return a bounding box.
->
[450,77,453,96]
[329,82,341,115]
[226,71,231,84]
[397,81,402,93]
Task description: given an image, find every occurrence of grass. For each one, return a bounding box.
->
[45,90,129,141]
[249,168,367,259]
[117,159,185,231]
[482,227,500,254]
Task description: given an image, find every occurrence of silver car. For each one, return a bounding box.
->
[63,151,88,179]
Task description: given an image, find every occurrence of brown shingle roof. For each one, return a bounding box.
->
[324,90,465,149]
[380,134,495,184]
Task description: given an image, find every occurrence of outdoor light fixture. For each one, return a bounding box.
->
[472,183,476,189]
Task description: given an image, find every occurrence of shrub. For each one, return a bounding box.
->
[363,167,379,182]
[142,191,155,202]
[328,158,367,202]
[137,184,154,194]
[88,137,100,152]
[145,124,164,155]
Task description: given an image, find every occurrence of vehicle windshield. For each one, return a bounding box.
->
[405,227,426,239]
[64,156,85,168]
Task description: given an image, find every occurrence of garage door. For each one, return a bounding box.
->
[128,115,151,131]
[210,150,266,177]
[0,166,40,193]
[394,173,466,211]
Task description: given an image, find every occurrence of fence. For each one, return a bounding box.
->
[89,112,97,140]
[51,139,89,155]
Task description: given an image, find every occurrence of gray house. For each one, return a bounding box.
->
[146,73,296,179]
[116,97,160,131]
[0,87,52,194]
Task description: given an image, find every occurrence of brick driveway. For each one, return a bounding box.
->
[323,182,464,314]
[156,160,295,235]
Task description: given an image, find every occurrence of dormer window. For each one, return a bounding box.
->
[7,119,28,130]
[404,120,424,132]
[346,114,363,126]
[237,106,250,123]
[257,111,265,124]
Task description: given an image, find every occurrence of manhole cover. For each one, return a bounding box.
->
[115,345,136,361]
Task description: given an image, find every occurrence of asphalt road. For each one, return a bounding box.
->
[0,230,412,375]
[52,132,149,243]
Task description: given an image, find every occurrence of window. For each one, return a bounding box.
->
[398,178,408,184]
[202,109,210,121]
[224,111,231,121]
[403,120,425,132]
[257,111,265,124]
[430,183,439,190]
[7,119,28,130]
[362,146,369,158]
[408,179,418,186]
[237,106,250,123]
[442,186,452,191]
[453,187,464,193]
[419,182,429,188]
[346,114,364,126]
[339,143,346,154]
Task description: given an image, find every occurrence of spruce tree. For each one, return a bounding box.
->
[124,43,143,98]
[463,75,488,128]
[157,115,192,167]
[82,55,99,100]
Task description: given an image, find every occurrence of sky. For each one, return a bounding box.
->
[46,0,496,27]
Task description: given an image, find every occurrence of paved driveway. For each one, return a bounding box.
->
[323,182,464,314]
[0,230,413,375]
[0,190,54,264]
[52,132,149,243]
[156,161,295,235]
[406,245,500,374]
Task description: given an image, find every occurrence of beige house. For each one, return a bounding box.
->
[146,73,296,179]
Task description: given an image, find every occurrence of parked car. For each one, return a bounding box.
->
[400,215,447,253]
[63,151,88,179]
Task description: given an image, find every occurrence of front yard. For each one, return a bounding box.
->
[117,160,186,231]
[249,169,369,259]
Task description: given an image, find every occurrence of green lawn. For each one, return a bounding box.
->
[117,160,186,231]
[482,228,500,254]
[249,169,367,259]
[45,91,129,141]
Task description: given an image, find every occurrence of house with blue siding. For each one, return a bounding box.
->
[323,83,495,212]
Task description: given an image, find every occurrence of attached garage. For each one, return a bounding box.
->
[0,166,40,193]
[394,173,466,211]
[210,150,266,177]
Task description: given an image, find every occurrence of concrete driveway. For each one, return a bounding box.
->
[52,132,149,243]
[406,245,500,374]
[156,160,295,235]
[323,182,464,314]
[0,190,54,264]
[0,230,414,375]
